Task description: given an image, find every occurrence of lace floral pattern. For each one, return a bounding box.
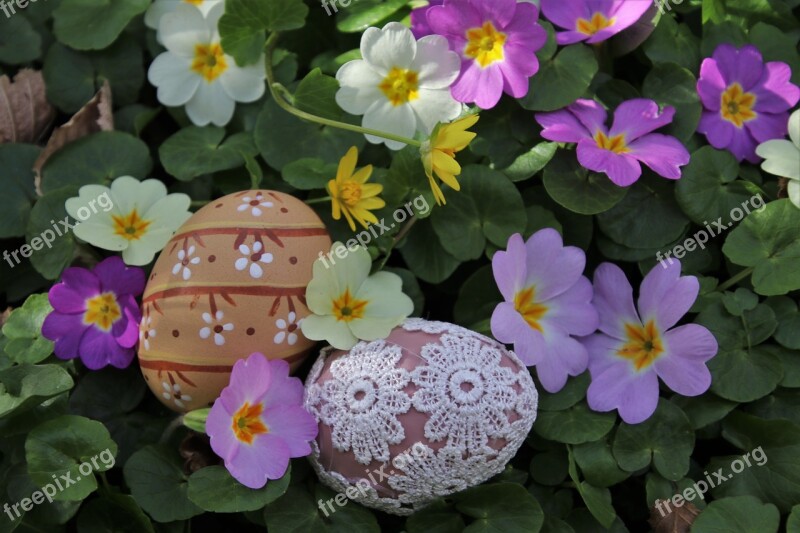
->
[305,340,411,465]
[304,319,538,515]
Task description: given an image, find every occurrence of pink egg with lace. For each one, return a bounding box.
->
[304,318,538,515]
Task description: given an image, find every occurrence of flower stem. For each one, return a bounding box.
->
[305,196,332,205]
[376,216,418,271]
[264,33,422,148]
[717,266,755,292]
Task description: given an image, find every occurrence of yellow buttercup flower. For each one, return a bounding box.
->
[421,115,480,205]
[327,146,385,231]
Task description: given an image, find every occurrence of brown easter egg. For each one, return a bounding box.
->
[138,190,331,412]
[304,318,538,515]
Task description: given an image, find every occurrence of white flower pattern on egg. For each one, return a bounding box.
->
[199,311,234,346]
[172,245,201,281]
[234,241,274,279]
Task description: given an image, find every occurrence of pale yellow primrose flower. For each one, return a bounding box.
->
[301,242,413,350]
[65,176,191,266]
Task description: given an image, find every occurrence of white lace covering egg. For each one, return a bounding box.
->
[304,318,537,515]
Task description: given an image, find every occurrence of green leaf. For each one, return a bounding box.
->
[399,219,461,284]
[378,145,435,208]
[187,465,290,512]
[612,399,694,481]
[25,415,118,501]
[41,132,151,193]
[708,347,783,402]
[68,366,145,422]
[0,144,40,238]
[25,188,78,280]
[455,483,544,533]
[407,501,466,533]
[219,0,309,66]
[159,127,256,182]
[453,265,501,327]
[701,21,747,57]
[294,69,343,121]
[641,62,701,142]
[723,199,800,296]
[123,445,203,522]
[711,411,800,512]
[53,0,149,50]
[642,15,701,72]
[77,492,155,533]
[597,176,689,249]
[0,364,73,419]
[747,388,800,425]
[264,484,380,533]
[538,372,590,412]
[675,146,763,226]
[696,299,777,351]
[2,293,53,364]
[282,158,338,191]
[721,288,759,316]
[44,38,144,114]
[521,45,598,112]
[542,152,627,215]
[0,16,41,65]
[572,440,629,488]
[645,473,706,510]
[534,402,615,445]
[254,98,364,171]
[430,166,526,261]
[336,0,408,33]
[531,448,569,486]
[498,142,558,182]
[692,496,779,533]
[788,504,800,533]
[764,297,800,351]
[671,394,738,430]
[566,447,616,528]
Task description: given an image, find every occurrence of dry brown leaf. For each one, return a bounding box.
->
[649,499,701,533]
[33,81,114,195]
[0,69,55,145]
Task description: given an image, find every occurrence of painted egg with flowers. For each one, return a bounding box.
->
[304,318,537,516]
[138,190,331,412]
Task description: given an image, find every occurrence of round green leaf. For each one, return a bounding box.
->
[454,483,544,533]
[187,465,291,513]
[572,440,630,488]
[123,445,203,522]
[41,132,151,193]
[542,151,627,215]
[336,0,407,33]
[430,166,525,261]
[723,199,800,296]
[1,293,53,364]
[77,493,155,533]
[399,219,461,284]
[612,399,694,481]
[708,347,783,402]
[25,187,78,280]
[641,15,701,72]
[282,158,338,191]
[0,144,40,238]
[692,496,779,533]
[641,62,701,142]
[53,0,149,50]
[534,402,615,445]
[0,364,74,419]
[25,415,118,501]
[159,127,256,182]
[453,265,501,328]
[521,44,598,112]
[675,146,762,226]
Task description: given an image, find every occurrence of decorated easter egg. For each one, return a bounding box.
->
[139,190,331,412]
[304,318,537,515]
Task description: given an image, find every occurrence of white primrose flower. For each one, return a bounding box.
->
[65,176,192,266]
[756,109,800,208]
[335,22,463,150]
[147,2,266,127]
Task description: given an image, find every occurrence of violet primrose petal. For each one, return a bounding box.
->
[589,362,660,424]
[627,134,690,180]
[555,30,590,46]
[114,298,141,349]
[260,404,318,457]
[426,3,481,39]
[608,99,675,142]
[713,44,764,92]
[746,111,792,144]
[48,282,90,314]
[540,277,599,336]
[504,2,546,50]
[42,312,86,361]
[226,434,291,489]
[654,355,712,397]
[452,62,504,109]
[536,108,594,143]
[637,260,699,331]
[540,0,590,32]
[79,326,134,370]
[58,267,100,302]
[582,332,622,376]
[223,354,273,410]
[752,62,800,112]
[523,228,586,301]
[479,0,517,27]
[591,262,640,340]
[577,140,642,186]
[490,301,531,346]
[535,335,589,393]
[93,256,146,296]
[696,59,725,111]
[259,359,305,407]
[697,111,735,149]
[207,400,238,460]
[492,233,527,301]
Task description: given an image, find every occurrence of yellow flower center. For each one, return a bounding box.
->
[720,82,757,128]
[191,43,228,83]
[514,286,548,332]
[577,13,615,36]
[379,67,420,106]
[184,0,203,4]
[617,320,664,371]
[83,292,122,331]
[231,402,269,445]
[594,131,630,154]
[339,181,363,207]
[465,21,507,68]
[112,209,151,241]
[332,288,368,322]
